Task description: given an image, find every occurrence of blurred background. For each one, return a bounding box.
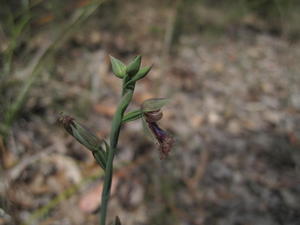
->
[1,0,300,224]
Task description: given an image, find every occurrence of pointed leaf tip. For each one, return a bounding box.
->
[114,216,122,225]
[110,55,126,78]
[126,55,142,76]
[109,216,121,225]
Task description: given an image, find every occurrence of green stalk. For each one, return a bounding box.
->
[99,87,134,225]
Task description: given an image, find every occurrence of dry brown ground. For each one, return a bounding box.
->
[1,1,300,225]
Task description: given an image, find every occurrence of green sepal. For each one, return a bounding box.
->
[142,98,169,112]
[125,65,152,87]
[126,55,141,76]
[122,109,143,123]
[110,55,126,78]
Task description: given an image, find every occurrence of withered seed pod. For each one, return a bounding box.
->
[57,114,75,134]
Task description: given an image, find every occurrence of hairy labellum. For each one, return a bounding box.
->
[141,98,173,158]
[147,122,174,159]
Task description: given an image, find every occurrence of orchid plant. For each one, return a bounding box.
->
[58,55,173,225]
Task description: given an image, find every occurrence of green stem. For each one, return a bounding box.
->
[99,88,134,225]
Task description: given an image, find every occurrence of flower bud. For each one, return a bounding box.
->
[126,55,141,76]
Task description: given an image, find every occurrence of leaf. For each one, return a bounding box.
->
[125,65,152,86]
[110,55,126,78]
[142,98,169,112]
[126,55,141,76]
[122,110,143,123]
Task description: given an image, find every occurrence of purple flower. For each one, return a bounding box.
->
[147,121,174,159]
[141,98,174,159]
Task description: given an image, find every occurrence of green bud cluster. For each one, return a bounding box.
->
[110,55,152,85]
